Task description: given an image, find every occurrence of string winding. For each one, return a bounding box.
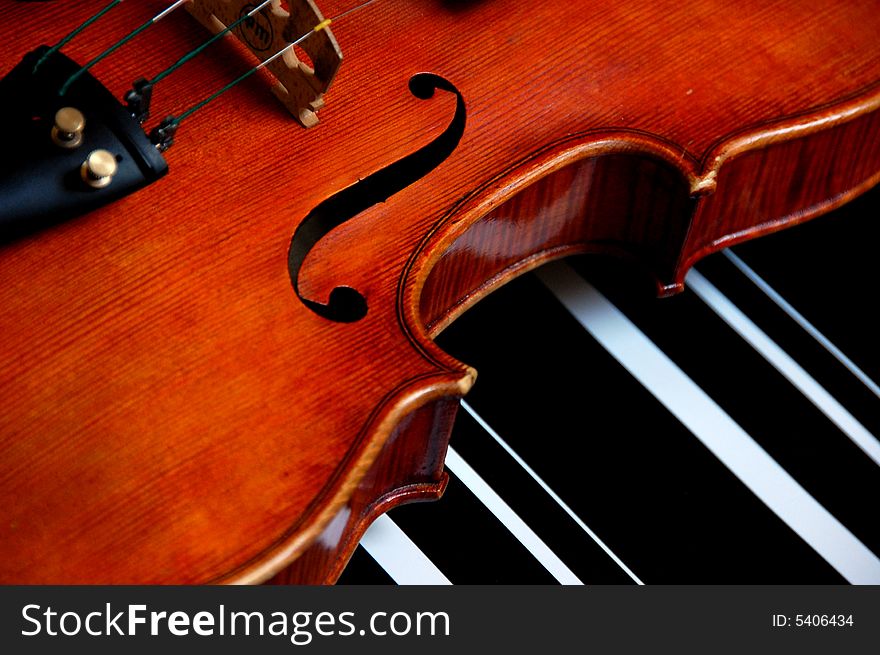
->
[37,0,382,149]
[148,0,275,87]
[161,0,380,133]
[33,0,125,74]
[59,0,190,96]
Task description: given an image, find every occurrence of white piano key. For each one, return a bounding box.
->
[460,400,643,585]
[445,446,583,585]
[360,514,452,585]
[723,248,880,400]
[538,261,880,584]
[687,268,880,468]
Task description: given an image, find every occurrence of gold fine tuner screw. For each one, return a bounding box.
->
[80,150,118,189]
[51,107,86,149]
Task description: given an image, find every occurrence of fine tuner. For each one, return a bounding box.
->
[50,107,86,149]
[50,109,118,188]
[0,0,355,240]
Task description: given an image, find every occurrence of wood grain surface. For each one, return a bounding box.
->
[0,0,877,583]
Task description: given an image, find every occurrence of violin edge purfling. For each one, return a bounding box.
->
[0,0,878,584]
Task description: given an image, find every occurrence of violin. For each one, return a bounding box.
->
[0,0,878,583]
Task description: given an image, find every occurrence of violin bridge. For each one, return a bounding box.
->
[187,0,342,128]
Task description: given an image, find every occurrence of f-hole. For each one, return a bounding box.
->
[288,73,467,323]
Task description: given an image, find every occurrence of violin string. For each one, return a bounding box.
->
[173,0,380,124]
[59,0,190,96]
[33,0,126,74]
[147,0,275,87]
[174,27,321,123]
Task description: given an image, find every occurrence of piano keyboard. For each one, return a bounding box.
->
[338,187,880,585]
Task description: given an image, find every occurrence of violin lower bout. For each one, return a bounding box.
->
[266,397,459,585]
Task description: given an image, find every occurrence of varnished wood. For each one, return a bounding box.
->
[0,0,878,583]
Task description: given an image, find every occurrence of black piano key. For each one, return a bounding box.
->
[436,273,844,583]
[450,408,638,584]
[695,252,880,438]
[570,255,880,560]
[388,472,558,584]
[730,186,880,379]
[336,546,396,585]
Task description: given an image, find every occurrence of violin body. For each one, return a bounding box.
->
[1,0,878,583]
